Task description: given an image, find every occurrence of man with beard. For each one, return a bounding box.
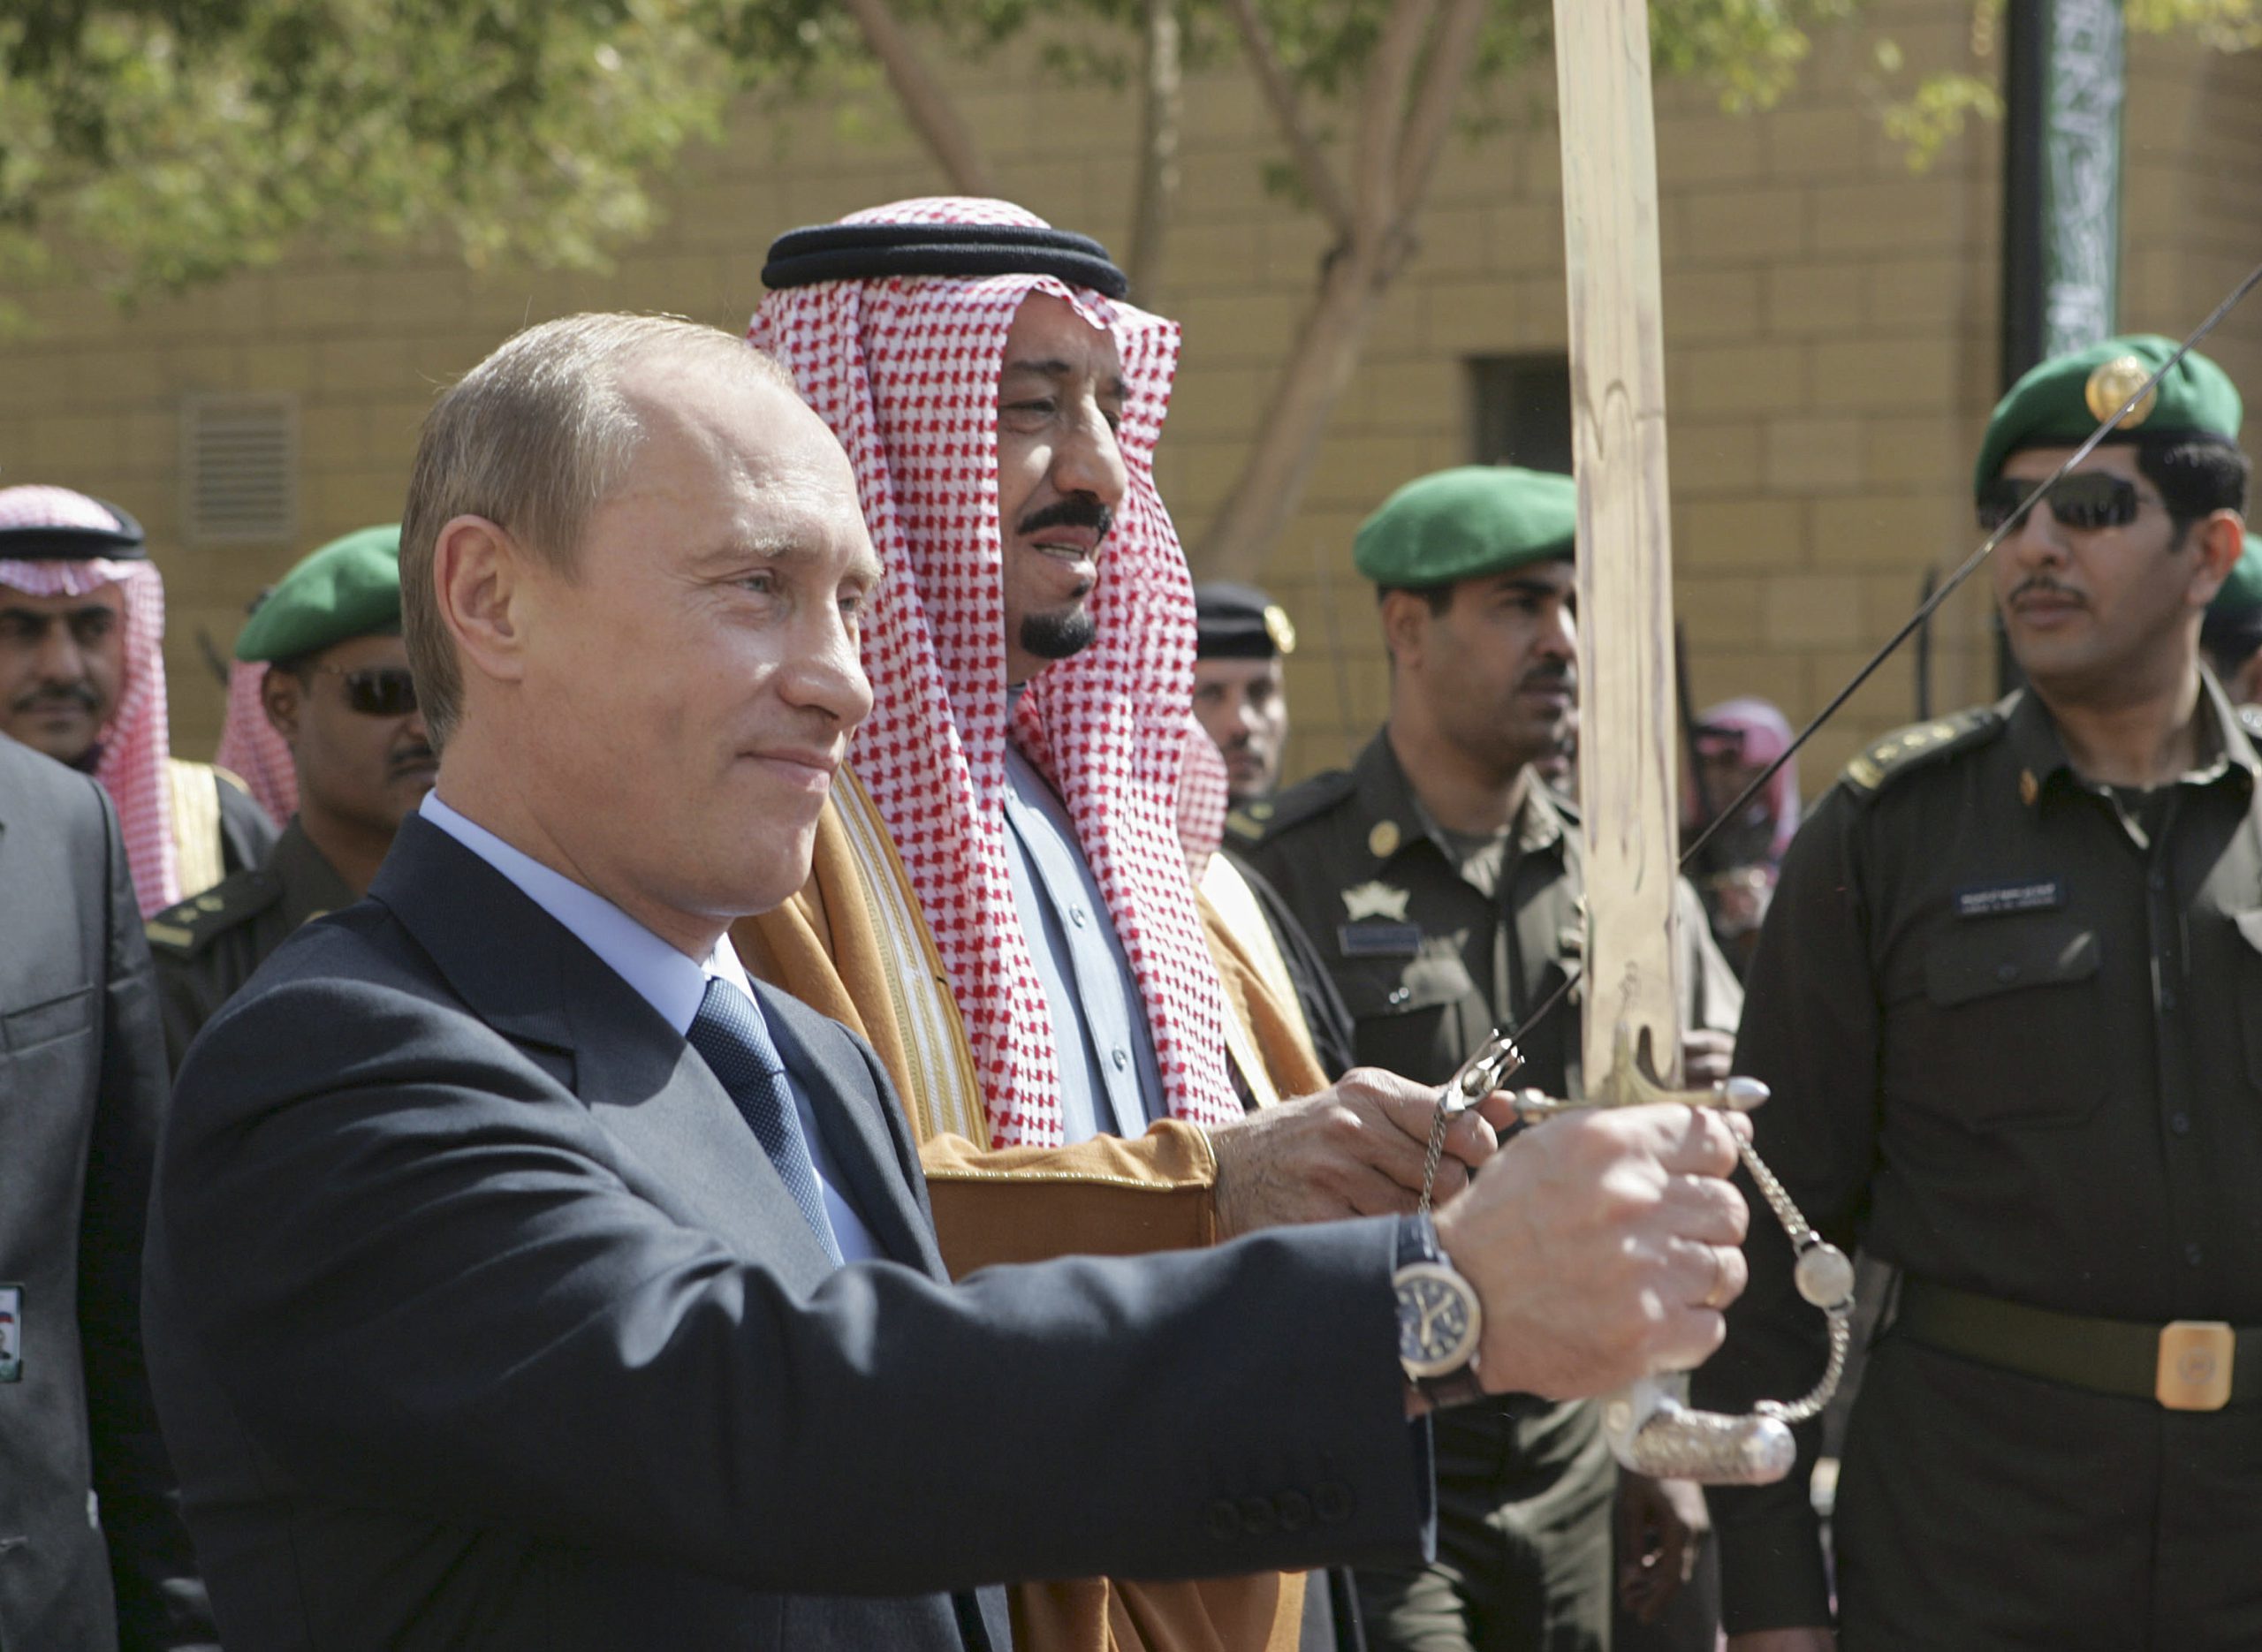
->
[0,486,276,914]
[743,201,1504,1649]
[1243,466,1742,1652]
[1697,339,2262,1651]
[148,527,436,1068]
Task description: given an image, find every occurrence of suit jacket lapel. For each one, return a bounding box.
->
[759,988,945,1277]
[372,816,835,1280]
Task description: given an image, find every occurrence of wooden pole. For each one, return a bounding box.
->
[1552,0,1683,1095]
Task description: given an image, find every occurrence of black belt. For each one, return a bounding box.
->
[1897,1277,2262,1412]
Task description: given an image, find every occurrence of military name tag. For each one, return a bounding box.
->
[1340,922,1423,959]
[1955,879,2066,920]
[0,1284,21,1383]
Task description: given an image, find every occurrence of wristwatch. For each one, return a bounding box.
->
[1393,1212,1486,1409]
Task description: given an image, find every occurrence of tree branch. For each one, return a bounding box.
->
[840,0,998,196]
[1389,0,1488,231]
[1350,0,1438,231]
[1220,0,1355,240]
[1127,0,1183,303]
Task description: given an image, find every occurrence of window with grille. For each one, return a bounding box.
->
[1466,354,1572,474]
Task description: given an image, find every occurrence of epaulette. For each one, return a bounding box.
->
[144,868,282,959]
[1233,769,1356,845]
[1841,707,2005,799]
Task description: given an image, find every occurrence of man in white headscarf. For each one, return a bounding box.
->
[0,486,276,913]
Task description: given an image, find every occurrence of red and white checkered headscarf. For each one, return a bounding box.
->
[215,660,298,829]
[0,485,178,915]
[752,197,1240,1147]
[1177,712,1230,881]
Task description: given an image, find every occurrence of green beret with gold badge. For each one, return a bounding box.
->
[1354,466,1577,588]
[233,524,403,664]
[1974,335,2243,495]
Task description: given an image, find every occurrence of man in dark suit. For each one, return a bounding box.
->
[0,734,215,1650]
[144,313,1756,1651]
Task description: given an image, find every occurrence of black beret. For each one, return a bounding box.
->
[1194,582,1296,660]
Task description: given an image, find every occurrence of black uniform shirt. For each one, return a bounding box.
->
[1696,678,2262,1627]
[1241,731,1739,1097]
[148,821,358,1073]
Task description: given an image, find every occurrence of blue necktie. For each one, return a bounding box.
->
[687,978,844,1265]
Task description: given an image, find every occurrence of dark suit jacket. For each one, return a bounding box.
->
[146,815,1428,1651]
[0,736,215,1651]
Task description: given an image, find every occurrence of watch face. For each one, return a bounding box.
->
[1395,1261,1481,1379]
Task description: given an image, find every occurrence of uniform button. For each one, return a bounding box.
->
[2186,1242,2205,1267]
[1313,1481,1354,1524]
[1069,906,1089,928]
[1277,1490,1313,1532]
[1238,1497,1277,1536]
[1994,962,2018,983]
[2150,871,2168,892]
[1205,1499,1241,1542]
[2160,989,2176,1010]
[1111,1047,1129,1072]
[1388,986,1411,1006]
[2171,1112,2192,1135]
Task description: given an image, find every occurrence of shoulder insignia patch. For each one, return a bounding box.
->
[1223,799,1274,845]
[143,869,283,959]
[1842,707,2005,799]
[1243,769,1356,843]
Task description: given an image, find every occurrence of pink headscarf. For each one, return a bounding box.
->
[1685,695,1801,865]
[752,197,1240,1148]
[0,485,178,914]
[214,660,298,829]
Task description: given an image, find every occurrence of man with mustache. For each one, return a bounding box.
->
[0,486,277,915]
[1195,582,1297,807]
[1694,337,2259,1650]
[743,199,1505,1649]
[147,527,436,1070]
[1241,466,1742,1652]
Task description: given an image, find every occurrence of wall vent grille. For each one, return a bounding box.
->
[181,394,299,547]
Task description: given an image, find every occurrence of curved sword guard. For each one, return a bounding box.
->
[1604,1376,1796,1483]
[1581,1019,1840,1488]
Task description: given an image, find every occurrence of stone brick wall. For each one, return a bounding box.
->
[0,0,2251,797]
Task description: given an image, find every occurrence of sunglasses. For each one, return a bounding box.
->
[1975,472,2148,534]
[307,664,419,717]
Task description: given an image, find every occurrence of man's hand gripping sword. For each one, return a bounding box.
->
[1416,1023,1854,1485]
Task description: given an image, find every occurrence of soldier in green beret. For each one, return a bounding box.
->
[148,525,435,1068]
[1240,465,1742,1652]
[2202,531,2262,706]
[1696,336,2258,1651]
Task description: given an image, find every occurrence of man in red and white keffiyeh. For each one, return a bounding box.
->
[752,197,1496,1175]
[749,194,1514,1652]
[755,199,1249,1146]
[0,485,275,914]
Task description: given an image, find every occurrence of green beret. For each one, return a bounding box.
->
[1974,335,2243,494]
[234,524,403,663]
[2212,532,2262,620]
[1354,466,1577,588]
